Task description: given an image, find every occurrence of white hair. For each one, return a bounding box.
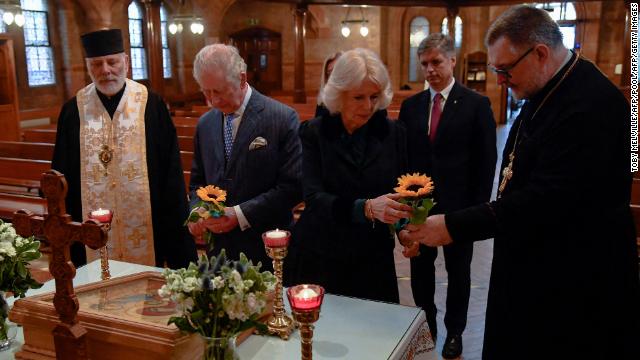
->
[322,48,393,114]
[193,44,247,88]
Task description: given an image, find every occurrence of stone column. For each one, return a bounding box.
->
[140,0,164,96]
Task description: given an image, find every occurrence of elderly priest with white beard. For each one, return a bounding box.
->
[52,29,196,269]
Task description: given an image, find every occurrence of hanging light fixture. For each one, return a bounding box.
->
[341,6,369,38]
[168,0,204,35]
[0,0,23,27]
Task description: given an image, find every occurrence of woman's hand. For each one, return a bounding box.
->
[366,193,412,224]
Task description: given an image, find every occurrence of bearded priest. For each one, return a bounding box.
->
[52,29,196,269]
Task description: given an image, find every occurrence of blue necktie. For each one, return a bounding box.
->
[224,113,234,161]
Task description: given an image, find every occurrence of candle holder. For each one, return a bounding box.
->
[262,229,294,340]
[88,208,113,281]
[287,284,325,360]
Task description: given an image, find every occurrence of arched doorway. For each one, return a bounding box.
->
[229,27,282,95]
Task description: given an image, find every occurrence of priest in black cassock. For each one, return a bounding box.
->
[400,5,639,360]
[52,29,196,269]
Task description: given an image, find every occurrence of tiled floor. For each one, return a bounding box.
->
[395,124,510,360]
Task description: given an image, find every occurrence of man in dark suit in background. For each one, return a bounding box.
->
[398,33,496,359]
[187,44,302,269]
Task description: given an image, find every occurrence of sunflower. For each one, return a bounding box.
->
[394,173,434,198]
[196,185,227,205]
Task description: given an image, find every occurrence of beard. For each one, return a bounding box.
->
[90,72,126,96]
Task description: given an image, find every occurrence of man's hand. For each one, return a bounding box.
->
[187,207,239,239]
[202,207,239,234]
[402,241,421,258]
[398,214,453,247]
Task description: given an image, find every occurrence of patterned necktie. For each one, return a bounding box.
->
[224,113,234,161]
[429,93,443,143]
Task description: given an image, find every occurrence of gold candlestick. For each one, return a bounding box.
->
[89,209,113,281]
[264,245,294,339]
[292,309,320,360]
[287,284,324,360]
[99,245,111,280]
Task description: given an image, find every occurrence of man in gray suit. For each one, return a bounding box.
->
[187,44,302,268]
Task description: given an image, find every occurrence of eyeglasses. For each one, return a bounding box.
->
[488,47,534,78]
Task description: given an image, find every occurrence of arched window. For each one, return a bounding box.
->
[128,1,147,80]
[408,16,429,82]
[535,2,577,49]
[160,3,171,78]
[0,10,6,33]
[441,16,463,49]
[22,0,55,86]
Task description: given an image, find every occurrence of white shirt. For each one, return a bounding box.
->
[427,78,455,137]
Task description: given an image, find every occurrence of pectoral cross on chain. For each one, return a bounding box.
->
[498,153,515,195]
[12,170,109,360]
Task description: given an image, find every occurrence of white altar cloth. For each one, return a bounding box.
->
[4,260,435,359]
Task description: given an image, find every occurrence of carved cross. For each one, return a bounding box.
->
[13,170,108,360]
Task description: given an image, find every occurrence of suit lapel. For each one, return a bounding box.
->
[434,82,463,145]
[208,111,226,183]
[224,90,262,177]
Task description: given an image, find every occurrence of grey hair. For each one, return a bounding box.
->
[417,33,455,57]
[193,44,247,88]
[322,48,393,114]
[318,51,342,105]
[485,5,564,51]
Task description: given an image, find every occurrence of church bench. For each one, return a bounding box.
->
[175,124,196,137]
[0,157,50,194]
[0,141,54,161]
[180,151,193,171]
[192,105,212,114]
[631,178,640,205]
[173,116,200,126]
[22,129,57,143]
[0,192,47,221]
[172,109,201,117]
[178,136,194,152]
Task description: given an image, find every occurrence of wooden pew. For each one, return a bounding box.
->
[173,116,200,126]
[175,125,196,137]
[180,151,193,171]
[0,157,51,193]
[178,136,194,152]
[22,129,57,143]
[0,193,47,221]
[0,141,54,161]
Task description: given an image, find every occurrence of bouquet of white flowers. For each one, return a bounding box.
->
[0,220,42,345]
[158,250,275,360]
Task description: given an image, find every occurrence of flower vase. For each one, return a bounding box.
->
[201,336,238,360]
[0,292,16,351]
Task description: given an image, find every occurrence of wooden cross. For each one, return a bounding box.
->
[12,170,108,360]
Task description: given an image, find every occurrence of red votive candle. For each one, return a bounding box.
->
[262,229,290,248]
[287,284,324,312]
[89,208,113,224]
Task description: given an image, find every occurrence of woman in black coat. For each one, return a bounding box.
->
[290,48,412,303]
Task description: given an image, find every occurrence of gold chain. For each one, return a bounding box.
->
[498,53,580,197]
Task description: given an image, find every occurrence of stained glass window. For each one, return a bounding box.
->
[128,1,147,80]
[160,4,171,78]
[21,0,55,86]
[409,17,429,82]
[441,16,463,49]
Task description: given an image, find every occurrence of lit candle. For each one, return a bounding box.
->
[287,284,324,311]
[89,208,113,223]
[262,229,290,248]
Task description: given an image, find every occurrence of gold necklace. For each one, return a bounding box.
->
[98,112,114,176]
[498,53,580,197]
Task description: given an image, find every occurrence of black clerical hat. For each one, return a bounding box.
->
[81,29,124,58]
